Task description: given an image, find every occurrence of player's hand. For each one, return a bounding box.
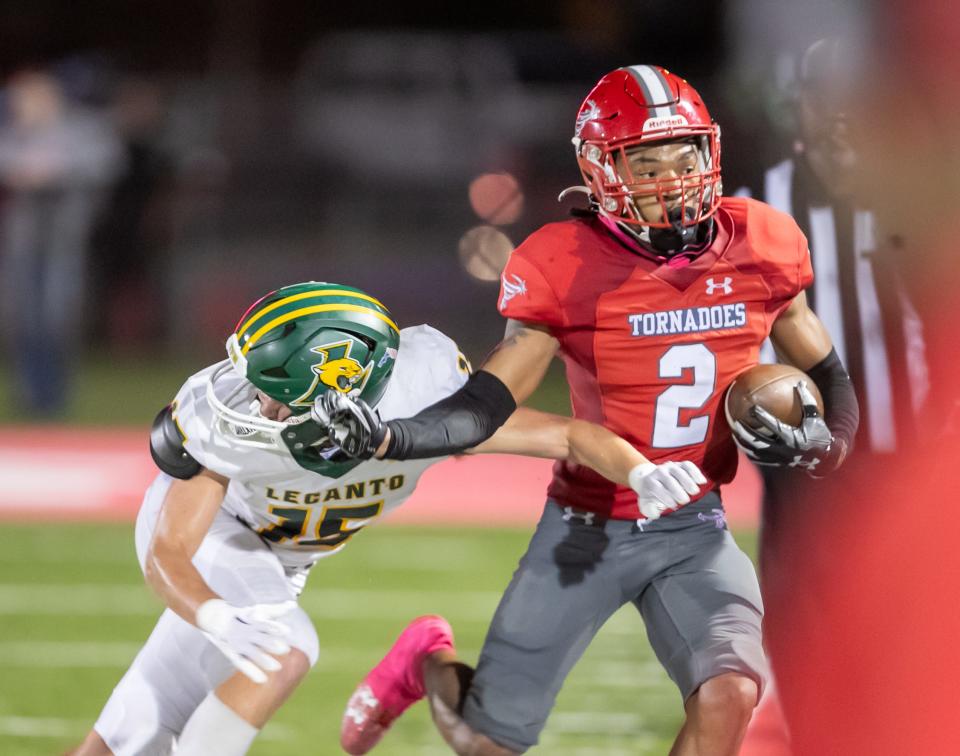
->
[731,381,841,476]
[311,391,386,459]
[629,460,708,521]
[195,599,295,684]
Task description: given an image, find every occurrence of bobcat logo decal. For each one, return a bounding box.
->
[289,340,372,408]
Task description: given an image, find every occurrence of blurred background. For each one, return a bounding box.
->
[0,0,958,754]
[0,0,880,423]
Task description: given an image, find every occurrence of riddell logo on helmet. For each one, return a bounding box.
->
[642,114,689,133]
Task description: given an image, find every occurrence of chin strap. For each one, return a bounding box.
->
[559,188,715,263]
[648,207,699,252]
[594,209,714,264]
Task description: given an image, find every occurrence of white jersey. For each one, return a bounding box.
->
[170,325,470,569]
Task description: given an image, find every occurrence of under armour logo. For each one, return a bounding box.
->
[705,277,732,295]
[343,684,379,725]
[561,506,595,526]
[499,273,527,311]
[697,508,727,529]
[788,455,820,471]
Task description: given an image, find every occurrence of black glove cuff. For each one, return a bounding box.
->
[369,419,388,456]
[805,437,848,478]
[384,370,517,460]
[806,348,860,469]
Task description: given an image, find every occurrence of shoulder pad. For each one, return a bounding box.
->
[150,405,202,480]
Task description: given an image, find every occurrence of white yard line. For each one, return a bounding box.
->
[0,584,503,620]
[0,584,658,629]
[0,715,290,740]
[0,639,659,699]
[0,716,78,737]
[547,712,644,733]
[398,746,642,756]
[0,641,143,667]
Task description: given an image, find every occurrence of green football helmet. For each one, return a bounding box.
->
[206,281,400,476]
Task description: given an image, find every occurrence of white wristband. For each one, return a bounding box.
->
[195,598,232,635]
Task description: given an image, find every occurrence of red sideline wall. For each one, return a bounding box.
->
[0,427,760,527]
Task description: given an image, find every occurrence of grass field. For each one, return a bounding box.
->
[0,354,758,753]
[0,522,757,755]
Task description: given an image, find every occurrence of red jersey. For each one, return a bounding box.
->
[499,197,814,519]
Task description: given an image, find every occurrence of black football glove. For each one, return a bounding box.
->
[731,381,844,477]
[310,391,387,460]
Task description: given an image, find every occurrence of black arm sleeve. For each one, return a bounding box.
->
[807,348,860,462]
[149,405,202,479]
[383,370,517,460]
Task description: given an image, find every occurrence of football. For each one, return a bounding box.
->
[725,363,824,429]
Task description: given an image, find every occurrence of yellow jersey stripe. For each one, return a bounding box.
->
[236,289,391,339]
[241,304,400,355]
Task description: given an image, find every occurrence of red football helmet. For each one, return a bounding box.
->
[571,65,722,242]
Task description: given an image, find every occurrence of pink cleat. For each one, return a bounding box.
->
[340,615,455,755]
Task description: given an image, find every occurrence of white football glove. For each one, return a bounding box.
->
[628,460,708,521]
[195,598,295,684]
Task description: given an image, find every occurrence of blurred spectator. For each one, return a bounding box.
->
[740,37,929,754]
[0,68,123,416]
[92,76,172,346]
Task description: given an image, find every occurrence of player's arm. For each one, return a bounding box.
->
[143,468,229,620]
[768,290,833,370]
[144,467,293,684]
[468,409,707,519]
[468,409,643,485]
[482,319,561,404]
[744,291,860,473]
[381,318,559,457]
[316,319,559,460]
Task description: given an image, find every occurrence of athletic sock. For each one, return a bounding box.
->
[176,692,259,755]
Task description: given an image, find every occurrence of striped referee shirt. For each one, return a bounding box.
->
[748,156,928,453]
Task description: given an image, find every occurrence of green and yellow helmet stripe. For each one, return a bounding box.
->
[228,282,400,445]
[236,288,392,341]
[240,303,400,355]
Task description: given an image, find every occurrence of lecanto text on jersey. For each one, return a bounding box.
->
[628,303,747,337]
[265,474,406,505]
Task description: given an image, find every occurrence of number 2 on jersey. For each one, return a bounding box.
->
[651,343,716,448]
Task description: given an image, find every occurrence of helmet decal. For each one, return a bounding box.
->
[289,340,373,408]
[575,99,600,137]
[377,346,399,369]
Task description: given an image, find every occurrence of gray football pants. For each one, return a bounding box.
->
[461,492,768,752]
